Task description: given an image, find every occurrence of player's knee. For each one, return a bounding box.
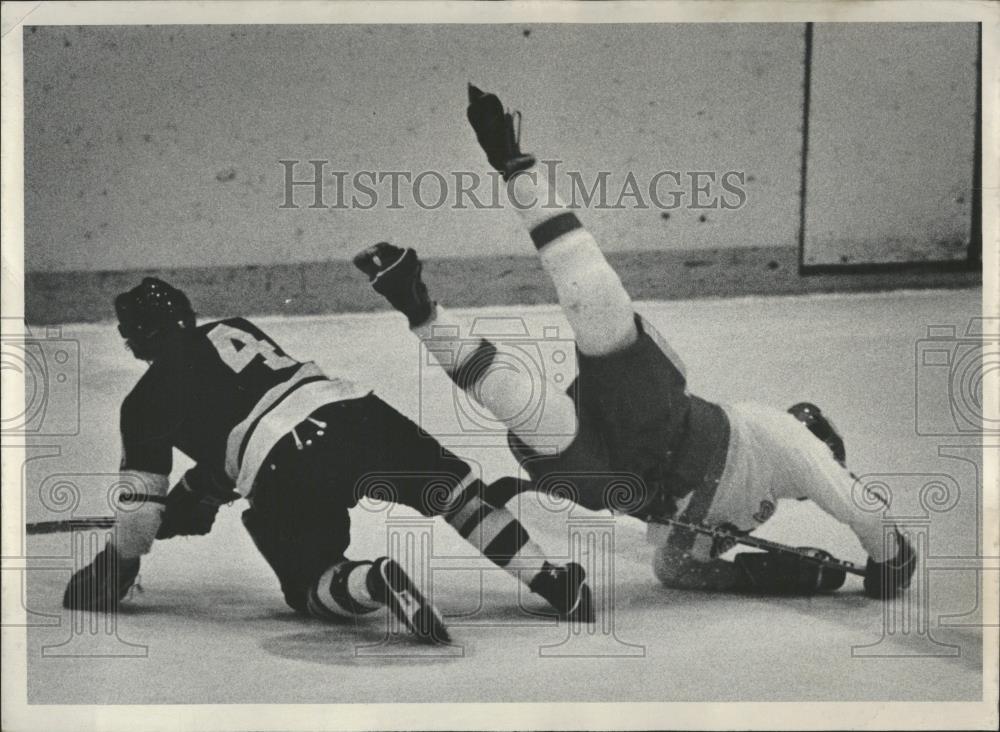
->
[651,545,743,591]
[517,410,578,454]
[557,262,636,356]
[652,545,690,587]
[474,355,578,452]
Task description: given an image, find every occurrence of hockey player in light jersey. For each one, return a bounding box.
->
[62,277,593,642]
[354,84,916,599]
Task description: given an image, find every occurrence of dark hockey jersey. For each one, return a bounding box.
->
[507,314,730,523]
[119,317,367,497]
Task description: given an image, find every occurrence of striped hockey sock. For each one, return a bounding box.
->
[307,560,381,621]
[412,305,498,392]
[443,476,549,582]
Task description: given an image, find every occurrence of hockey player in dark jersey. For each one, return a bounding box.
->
[61,277,593,641]
[353,85,916,601]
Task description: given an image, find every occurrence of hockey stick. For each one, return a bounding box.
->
[646,515,865,577]
[25,495,172,536]
[26,517,118,535]
[484,477,866,576]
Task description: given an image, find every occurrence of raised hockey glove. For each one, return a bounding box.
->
[353,243,435,328]
[62,545,140,612]
[466,84,536,180]
[156,473,236,540]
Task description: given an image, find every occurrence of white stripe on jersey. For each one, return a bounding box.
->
[225,362,370,495]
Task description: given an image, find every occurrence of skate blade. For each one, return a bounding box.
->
[566,583,595,624]
[382,559,451,645]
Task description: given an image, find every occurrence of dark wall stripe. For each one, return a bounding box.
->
[25,247,980,326]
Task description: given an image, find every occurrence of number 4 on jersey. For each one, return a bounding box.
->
[209,323,297,372]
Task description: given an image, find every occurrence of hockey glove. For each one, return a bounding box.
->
[156,473,235,540]
[466,84,536,179]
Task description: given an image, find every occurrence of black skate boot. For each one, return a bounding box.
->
[529,561,594,623]
[353,242,434,328]
[368,556,451,644]
[863,531,917,600]
[466,84,536,180]
[734,549,846,595]
[788,402,847,467]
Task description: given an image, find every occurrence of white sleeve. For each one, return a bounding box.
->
[113,471,169,559]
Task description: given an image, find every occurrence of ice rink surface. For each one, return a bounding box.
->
[21,288,987,703]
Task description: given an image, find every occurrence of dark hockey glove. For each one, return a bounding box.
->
[156,473,236,540]
[62,546,140,612]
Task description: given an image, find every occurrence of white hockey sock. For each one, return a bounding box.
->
[114,471,169,558]
[509,169,637,356]
[413,304,577,452]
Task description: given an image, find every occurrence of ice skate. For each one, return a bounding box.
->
[529,561,594,623]
[863,532,917,600]
[368,556,451,644]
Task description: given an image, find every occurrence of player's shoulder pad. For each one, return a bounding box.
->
[121,366,157,409]
[214,316,269,337]
[119,376,156,430]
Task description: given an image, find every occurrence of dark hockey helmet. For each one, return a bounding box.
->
[115,277,195,353]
